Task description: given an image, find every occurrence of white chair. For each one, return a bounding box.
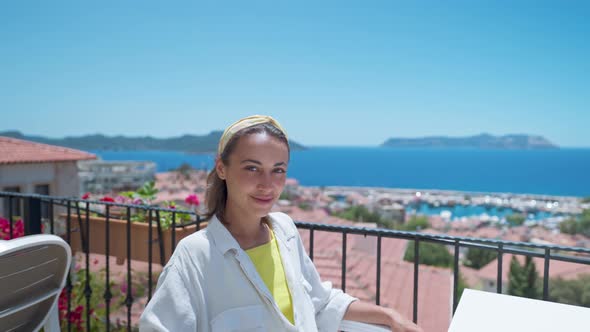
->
[0,234,72,332]
[340,319,391,332]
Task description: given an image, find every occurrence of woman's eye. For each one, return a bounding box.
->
[274,168,286,174]
[245,166,258,172]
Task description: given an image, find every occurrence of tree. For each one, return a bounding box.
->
[549,275,590,308]
[506,214,526,226]
[560,209,590,237]
[399,216,430,231]
[404,241,453,268]
[463,247,497,269]
[508,256,525,296]
[522,256,539,299]
[335,205,390,227]
[176,162,194,180]
[508,256,540,299]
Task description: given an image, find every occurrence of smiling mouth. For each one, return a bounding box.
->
[252,196,274,204]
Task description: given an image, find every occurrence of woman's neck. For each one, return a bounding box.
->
[222,203,269,249]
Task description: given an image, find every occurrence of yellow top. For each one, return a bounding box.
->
[245,228,294,324]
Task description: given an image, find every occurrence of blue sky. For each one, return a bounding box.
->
[1,1,589,147]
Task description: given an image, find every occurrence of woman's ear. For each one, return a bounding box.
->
[215,158,226,180]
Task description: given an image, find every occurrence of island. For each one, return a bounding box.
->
[0,130,307,153]
[381,133,558,149]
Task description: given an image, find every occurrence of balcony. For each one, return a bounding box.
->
[1,191,590,332]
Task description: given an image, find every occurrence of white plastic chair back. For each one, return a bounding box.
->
[0,234,71,332]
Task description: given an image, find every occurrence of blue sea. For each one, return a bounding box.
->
[92,147,590,198]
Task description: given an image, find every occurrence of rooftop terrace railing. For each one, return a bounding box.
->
[1,192,590,331]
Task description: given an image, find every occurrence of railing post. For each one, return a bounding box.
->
[543,248,550,300]
[309,227,315,261]
[497,244,503,294]
[453,240,460,314]
[24,197,42,235]
[413,237,419,324]
[376,235,382,305]
[341,232,347,292]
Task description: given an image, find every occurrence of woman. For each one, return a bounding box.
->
[139,115,422,332]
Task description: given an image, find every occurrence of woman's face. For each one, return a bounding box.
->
[216,132,289,219]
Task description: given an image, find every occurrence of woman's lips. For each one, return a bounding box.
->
[251,196,274,204]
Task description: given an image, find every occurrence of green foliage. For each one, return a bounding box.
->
[398,216,430,231]
[336,205,374,223]
[279,191,294,200]
[508,256,540,299]
[559,210,590,237]
[119,181,193,230]
[335,205,395,229]
[508,256,525,296]
[523,256,540,299]
[136,181,158,201]
[62,266,156,331]
[120,181,158,202]
[463,247,497,269]
[506,213,526,226]
[175,162,194,179]
[376,218,396,229]
[549,274,590,308]
[298,202,313,211]
[403,241,453,268]
[64,268,127,331]
[560,210,590,235]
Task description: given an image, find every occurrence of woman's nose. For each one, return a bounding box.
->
[257,172,272,189]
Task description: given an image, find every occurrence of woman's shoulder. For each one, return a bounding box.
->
[171,228,214,262]
[268,212,298,236]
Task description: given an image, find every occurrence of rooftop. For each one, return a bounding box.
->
[0,136,96,165]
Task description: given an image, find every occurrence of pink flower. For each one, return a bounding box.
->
[100,196,115,203]
[0,218,24,239]
[132,198,144,205]
[120,282,128,294]
[115,195,127,203]
[185,194,200,206]
[82,192,90,200]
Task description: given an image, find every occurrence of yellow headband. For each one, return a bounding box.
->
[218,115,288,155]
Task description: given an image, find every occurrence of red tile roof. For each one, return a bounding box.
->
[0,136,96,164]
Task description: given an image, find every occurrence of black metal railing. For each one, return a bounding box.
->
[2,192,590,331]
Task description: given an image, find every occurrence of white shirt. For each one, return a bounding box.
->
[139,212,357,332]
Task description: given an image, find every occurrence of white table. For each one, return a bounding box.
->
[449,289,590,332]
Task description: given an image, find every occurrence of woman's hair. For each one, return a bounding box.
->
[203,122,290,221]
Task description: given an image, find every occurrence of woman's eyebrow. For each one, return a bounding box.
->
[240,159,287,167]
[240,159,262,165]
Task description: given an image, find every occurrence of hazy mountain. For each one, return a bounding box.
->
[381,133,558,149]
[0,131,307,153]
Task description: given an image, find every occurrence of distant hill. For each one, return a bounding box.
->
[0,131,307,153]
[381,133,558,149]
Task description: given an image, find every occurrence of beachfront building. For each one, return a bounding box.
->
[0,136,96,217]
[373,195,406,223]
[79,160,157,195]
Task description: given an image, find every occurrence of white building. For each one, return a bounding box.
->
[78,160,156,194]
[0,136,96,218]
